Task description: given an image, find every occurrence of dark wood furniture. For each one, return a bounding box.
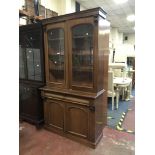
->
[40,7,110,148]
[19,23,45,128]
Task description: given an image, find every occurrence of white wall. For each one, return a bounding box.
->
[123,33,135,45]
[109,27,123,49]
[41,0,76,15]
[64,0,75,14]
[19,0,25,10]
[109,27,135,63]
[71,0,76,12]
[109,28,123,63]
[80,4,86,11]
[41,0,59,13]
[114,44,135,63]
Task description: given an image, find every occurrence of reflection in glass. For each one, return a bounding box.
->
[19,31,42,81]
[34,49,41,81]
[47,28,65,83]
[19,45,25,79]
[26,49,41,81]
[26,48,34,80]
[72,24,93,87]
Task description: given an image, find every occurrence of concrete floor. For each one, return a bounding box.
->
[20,122,134,155]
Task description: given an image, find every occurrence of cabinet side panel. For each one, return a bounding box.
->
[89,101,95,142]
[102,50,109,126]
[94,94,105,139]
[44,100,49,125]
[98,17,110,92]
[98,17,110,126]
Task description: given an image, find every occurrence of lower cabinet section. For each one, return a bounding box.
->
[19,82,44,127]
[42,89,106,148]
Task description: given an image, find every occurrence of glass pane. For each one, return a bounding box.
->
[34,49,42,81]
[26,48,35,80]
[47,28,65,83]
[26,31,40,49]
[26,48,42,81]
[21,31,42,81]
[72,24,93,87]
[19,45,26,79]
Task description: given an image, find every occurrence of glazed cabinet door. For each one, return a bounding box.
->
[44,23,67,88]
[66,103,89,139]
[67,17,97,92]
[44,100,65,131]
[19,44,26,79]
[19,29,44,82]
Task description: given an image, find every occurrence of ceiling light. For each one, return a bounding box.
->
[113,0,128,4]
[127,15,135,22]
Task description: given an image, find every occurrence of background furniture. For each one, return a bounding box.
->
[19,0,58,26]
[127,56,135,88]
[113,77,132,101]
[19,23,45,128]
[108,71,119,110]
[108,62,129,98]
[40,8,110,148]
[109,62,127,77]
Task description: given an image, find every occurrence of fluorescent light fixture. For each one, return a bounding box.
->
[113,0,128,4]
[127,15,135,21]
[80,0,88,1]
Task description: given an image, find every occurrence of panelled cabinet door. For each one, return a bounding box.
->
[67,17,97,91]
[45,23,66,88]
[66,103,89,139]
[20,85,39,118]
[44,100,65,130]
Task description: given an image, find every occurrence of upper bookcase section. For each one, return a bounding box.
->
[41,7,107,25]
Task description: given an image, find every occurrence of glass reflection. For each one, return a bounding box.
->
[19,45,25,79]
[72,24,93,87]
[47,28,65,83]
[19,31,42,81]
